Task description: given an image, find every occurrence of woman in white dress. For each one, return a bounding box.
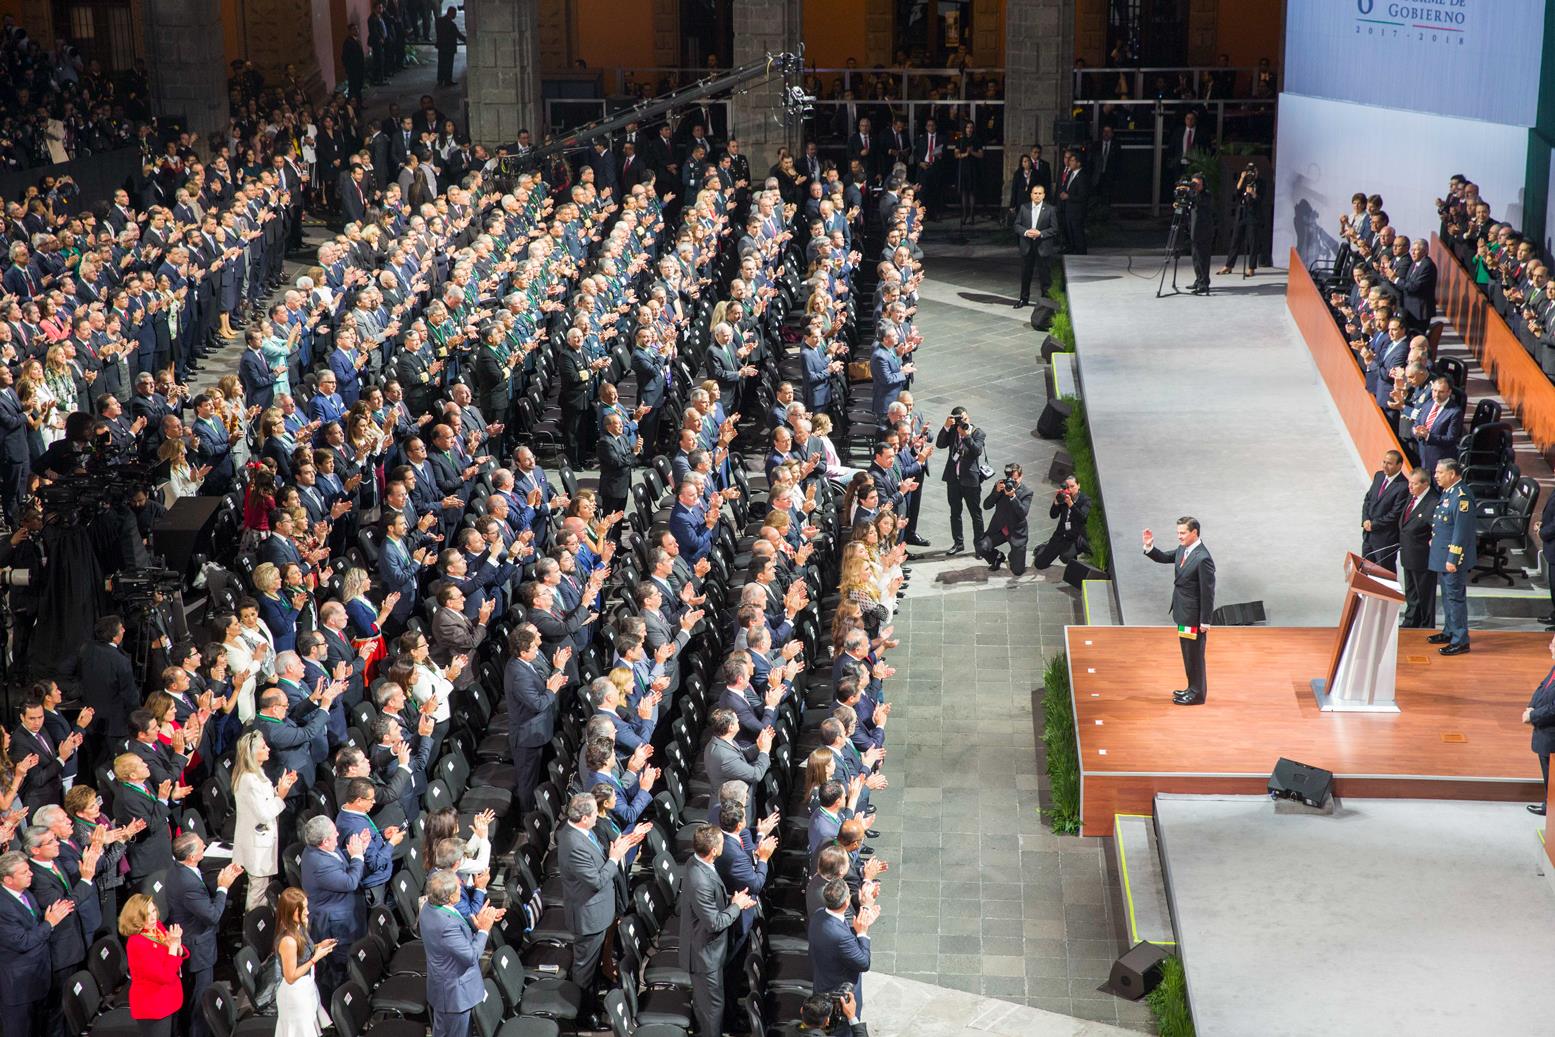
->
[231,731,296,910]
[217,613,261,723]
[274,886,334,1037]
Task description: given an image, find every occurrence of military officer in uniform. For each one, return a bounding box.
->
[1142,516,1216,705]
[1426,457,1475,655]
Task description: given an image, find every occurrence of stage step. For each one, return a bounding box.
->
[1113,813,1177,947]
[1049,350,1080,399]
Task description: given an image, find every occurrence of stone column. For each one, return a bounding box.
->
[1003,0,1074,184]
[730,0,802,174]
[465,0,544,147]
[142,0,229,151]
[1187,0,1219,66]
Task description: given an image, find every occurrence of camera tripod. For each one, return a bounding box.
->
[1156,204,1190,298]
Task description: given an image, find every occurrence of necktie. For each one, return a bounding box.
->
[1423,401,1442,430]
[21,891,37,916]
[1404,495,1418,522]
[1186,129,1194,152]
[35,729,51,755]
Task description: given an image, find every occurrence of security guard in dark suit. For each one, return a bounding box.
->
[979,463,1034,575]
[1426,457,1475,655]
[1143,516,1216,705]
[1397,468,1440,629]
[1524,640,1555,815]
[557,331,593,469]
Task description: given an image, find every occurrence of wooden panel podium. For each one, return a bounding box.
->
[1311,553,1407,712]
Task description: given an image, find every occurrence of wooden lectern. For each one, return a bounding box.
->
[1310,553,1407,713]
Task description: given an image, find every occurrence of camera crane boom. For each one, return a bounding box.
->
[501,50,811,175]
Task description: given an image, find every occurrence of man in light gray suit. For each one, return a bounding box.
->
[704,708,773,820]
[636,582,702,691]
[421,869,503,1037]
[680,824,757,1037]
[557,793,646,1002]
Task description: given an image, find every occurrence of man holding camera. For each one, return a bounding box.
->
[794,989,868,1037]
[934,406,986,556]
[1187,172,1215,296]
[979,463,1033,575]
[1032,474,1091,572]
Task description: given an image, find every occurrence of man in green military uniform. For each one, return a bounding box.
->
[1426,457,1476,655]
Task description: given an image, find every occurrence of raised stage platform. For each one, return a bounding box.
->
[1064,626,1547,836]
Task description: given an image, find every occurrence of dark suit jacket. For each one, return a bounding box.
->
[679,855,741,975]
[29,858,101,971]
[1145,542,1216,628]
[1014,201,1061,257]
[598,433,639,500]
[1528,665,1555,755]
[557,822,619,937]
[113,781,173,880]
[934,425,986,487]
[807,910,871,1006]
[60,640,139,741]
[0,886,54,1006]
[9,726,65,814]
[1396,256,1438,325]
[1398,489,1440,570]
[165,863,228,972]
[982,481,1035,540]
[302,846,366,953]
[1361,471,1409,561]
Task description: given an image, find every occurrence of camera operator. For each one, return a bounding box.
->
[1187,172,1215,295]
[0,502,44,667]
[31,410,97,482]
[1220,163,1261,278]
[934,406,986,556]
[1032,474,1092,571]
[978,463,1033,575]
[788,989,868,1037]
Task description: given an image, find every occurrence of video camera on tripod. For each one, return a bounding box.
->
[1171,177,1195,216]
[112,565,183,605]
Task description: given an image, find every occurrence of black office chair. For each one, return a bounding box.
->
[1474,476,1540,585]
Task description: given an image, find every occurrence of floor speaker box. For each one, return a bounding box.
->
[1268,757,1334,808]
[153,496,223,579]
[1099,941,1168,1000]
[1062,559,1107,588]
[1035,398,1071,438]
[1047,450,1075,483]
[1030,298,1059,330]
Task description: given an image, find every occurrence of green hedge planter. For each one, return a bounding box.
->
[1041,652,1081,834]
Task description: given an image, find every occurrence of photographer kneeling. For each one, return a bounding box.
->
[1032,473,1091,572]
[791,990,868,1037]
[978,463,1033,574]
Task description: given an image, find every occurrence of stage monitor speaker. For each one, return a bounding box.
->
[1047,450,1075,484]
[1035,397,1072,439]
[1099,942,1168,1000]
[1211,600,1267,626]
[152,496,223,580]
[1063,560,1107,588]
[1037,333,1061,361]
[1030,298,1059,331]
[1268,757,1334,809]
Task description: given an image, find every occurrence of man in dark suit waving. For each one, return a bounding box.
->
[680,824,756,1037]
[1014,184,1061,307]
[1143,516,1216,705]
[1361,450,1408,572]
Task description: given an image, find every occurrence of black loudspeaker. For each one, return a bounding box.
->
[1035,398,1072,438]
[1099,942,1168,1000]
[1030,298,1060,330]
[1268,757,1334,808]
[1211,600,1267,626]
[1047,450,1074,483]
[1063,560,1107,588]
[1038,333,1065,361]
[152,496,224,579]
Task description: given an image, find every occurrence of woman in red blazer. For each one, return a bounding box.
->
[119,892,190,1036]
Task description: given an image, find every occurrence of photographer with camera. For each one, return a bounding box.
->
[978,463,1033,574]
[1186,172,1215,295]
[934,406,987,556]
[1032,474,1092,572]
[1220,163,1262,278]
[789,989,868,1037]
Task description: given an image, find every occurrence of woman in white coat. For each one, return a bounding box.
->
[231,730,297,910]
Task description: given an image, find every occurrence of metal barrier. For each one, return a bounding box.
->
[607,65,1005,101]
[1072,65,1277,104]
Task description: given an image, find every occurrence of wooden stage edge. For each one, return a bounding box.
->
[1064,625,1547,836]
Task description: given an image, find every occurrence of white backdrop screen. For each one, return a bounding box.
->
[1273,93,1530,268]
[1284,0,1547,127]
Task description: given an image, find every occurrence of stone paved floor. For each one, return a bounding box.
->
[862,256,1155,1033]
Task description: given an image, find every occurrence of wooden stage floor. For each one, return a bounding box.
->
[1065,626,1548,835]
